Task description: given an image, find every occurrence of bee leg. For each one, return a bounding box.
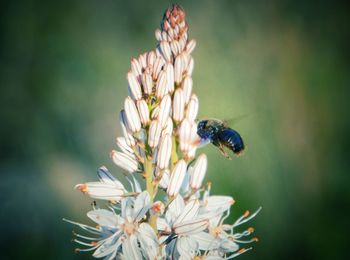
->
[218,144,232,160]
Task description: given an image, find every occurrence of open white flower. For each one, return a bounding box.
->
[65,191,159,259]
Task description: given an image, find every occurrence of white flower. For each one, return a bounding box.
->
[75,166,126,202]
[158,195,209,258]
[65,192,159,259]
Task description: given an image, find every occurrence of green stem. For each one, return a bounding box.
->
[145,157,157,232]
[170,136,178,170]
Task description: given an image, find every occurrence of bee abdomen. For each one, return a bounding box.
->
[218,128,245,154]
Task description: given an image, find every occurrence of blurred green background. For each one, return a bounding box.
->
[1,0,349,259]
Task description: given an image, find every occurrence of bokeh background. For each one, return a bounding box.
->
[1,0,349,259]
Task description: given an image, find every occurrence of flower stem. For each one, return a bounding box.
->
[145,157,157,232]
[171,136,178,170]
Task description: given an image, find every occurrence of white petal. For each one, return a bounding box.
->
[177,236,198,258]
[87,209,118,227]
[190,231,220,251]
[174,199,200,226]
[138,223,159,259]
[92,232,121,258]
[138,52,147,69]
[173,88,185,122]
[174,218,209,235]
[166,194,185,224]
[190,154,207,190]
[127,71,142,100]
[97,166,126,190]
[157,217,171,233]
[111,150,139,173]
[205,196,234,212]
[122,235,142,260]
[158,94,172,128]
[167,159,187,197]
[147,51,156,66]
[132,191,151,222]
[124,97,141,133]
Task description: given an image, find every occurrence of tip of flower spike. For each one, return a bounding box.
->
[74,184,88,194]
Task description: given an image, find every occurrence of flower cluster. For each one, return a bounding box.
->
[65,4,260,259]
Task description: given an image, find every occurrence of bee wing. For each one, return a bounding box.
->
[224,114,250,127]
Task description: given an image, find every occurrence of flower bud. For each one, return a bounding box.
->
[147,51,156,66]
[178,118,191,152]
[157,134,172,169]
[131,58,142,77]
[167,159,187,197]
[111,150,138,173]
[173,88,185,122]
[165,62,175,93]
[124,97,141,132]
[161,117,173,137]
[155,71,168,99]
[158,169,170,189]
[148,120,162,148]
[158,95,172,128]
[170,40,180,56]
[127,71,142,100]
[155,29,162,41]
[187,56,194,76]
[136,99,150,126]
[174,54,185,84]
[141,72,153,95]
[160,41,172,62]
[119,110,136,147]
[182,75,193,104]
[190,154,207,190]
[153,57,164,80]
[186,39,196,54]
[116,137,134,156]
[138,52,147,69]
[186,94,199,122]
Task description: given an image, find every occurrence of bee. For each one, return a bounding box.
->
[197,119,245,159]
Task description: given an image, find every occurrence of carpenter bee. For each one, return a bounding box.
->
[197,119,245,159]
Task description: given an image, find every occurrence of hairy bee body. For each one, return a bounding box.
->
[197,119,245,157]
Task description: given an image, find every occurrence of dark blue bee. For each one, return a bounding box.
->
[197,119,245,159]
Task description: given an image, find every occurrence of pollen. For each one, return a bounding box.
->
[248,227,255,233]
[75,184,88,194]
[243,210,250,218]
